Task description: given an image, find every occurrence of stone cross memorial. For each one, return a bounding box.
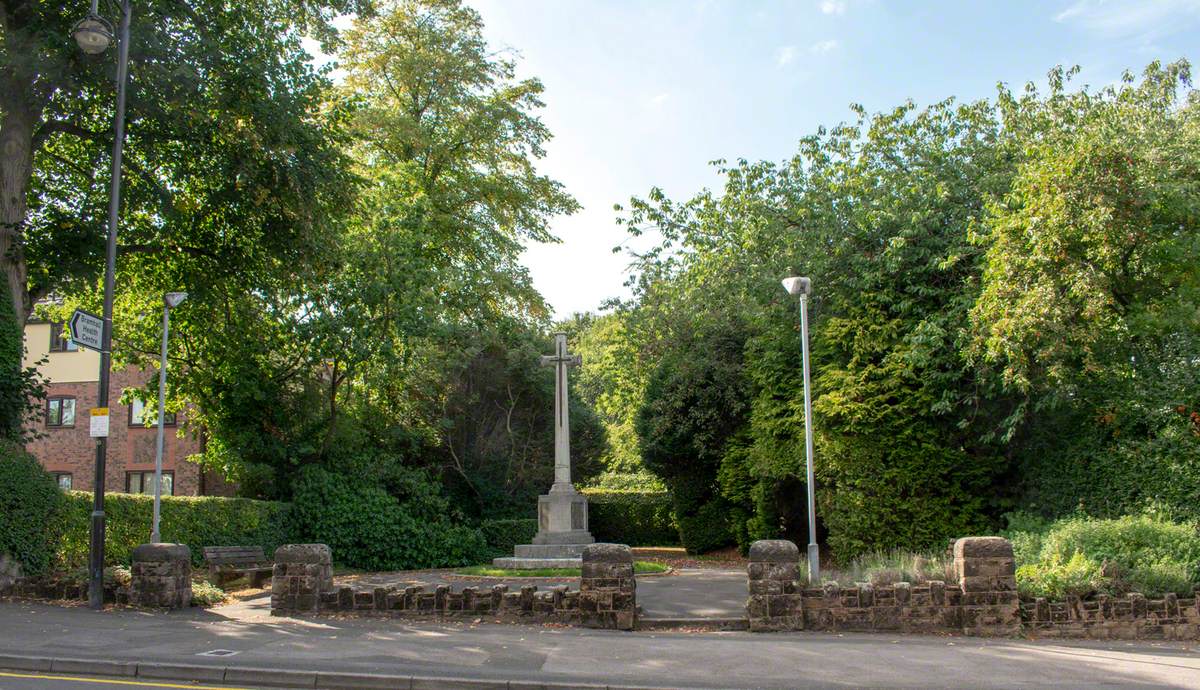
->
[493,333,594,568]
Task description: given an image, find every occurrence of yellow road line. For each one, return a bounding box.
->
[0,670,252,689]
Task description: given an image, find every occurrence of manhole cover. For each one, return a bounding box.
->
[197,649,240,657]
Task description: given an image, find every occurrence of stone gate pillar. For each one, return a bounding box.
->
[130,543,192,609]
[747,540,803,631]
[579,543,636,630]
[271,544,333,614]
[954,536,1019,634]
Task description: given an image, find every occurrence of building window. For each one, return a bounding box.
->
[47,397,76,427]
[126,471,173,496]
[54,473,72,491]
[129,397,176,427]
[49,322,79,352]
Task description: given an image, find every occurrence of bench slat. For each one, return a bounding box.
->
[203,546,268,566]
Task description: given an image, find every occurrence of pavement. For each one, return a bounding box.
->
[2,597,1199,689]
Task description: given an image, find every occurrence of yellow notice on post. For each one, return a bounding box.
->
[89,407,109,438]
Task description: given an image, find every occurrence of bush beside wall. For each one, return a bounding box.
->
[0,442,64,577]
[290,465,489,571]
[56,491,294,570]
[584,489,679,546]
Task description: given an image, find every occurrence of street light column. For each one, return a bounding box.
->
[798,289,819,582]
[782,275,819,583]
[85,0,132,610]
[151,292,186,544]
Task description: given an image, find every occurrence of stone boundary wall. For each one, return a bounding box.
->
[748,537,1019,635]
[1021,592,1200,640]
[0,577,126,604]
[270,542,637,631]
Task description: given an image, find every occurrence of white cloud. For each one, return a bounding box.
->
[649,92,670,107]
[1053,0,1200,39]
[810,39,839,54]
[776,45,798,67]
[820,1,847,15]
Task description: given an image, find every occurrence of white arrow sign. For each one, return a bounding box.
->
[68,309,105,352]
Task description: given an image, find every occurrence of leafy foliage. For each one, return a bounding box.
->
[290,465,488,570]
[0,441,64,576]
[0,289,43,443]
[584,489,678,546]
[589,59,1199,560]
[1010,513,1200,599]
[477,518,537,557]
[55,491,294,569]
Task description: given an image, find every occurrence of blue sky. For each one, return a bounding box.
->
[448,1,1200,317]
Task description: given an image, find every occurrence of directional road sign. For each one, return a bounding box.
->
[68,309,104,352]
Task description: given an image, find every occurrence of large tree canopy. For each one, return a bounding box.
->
[587,61,1200,558]
[1,0,367,438]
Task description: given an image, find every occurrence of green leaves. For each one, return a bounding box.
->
[601,59,1198,559]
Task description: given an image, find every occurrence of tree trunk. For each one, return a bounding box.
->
[0,98,33,329]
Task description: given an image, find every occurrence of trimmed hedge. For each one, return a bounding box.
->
[584,489,679,546]
[479,518,538,557]
[290,465,489,571]
[0,442,65,576]
[57,491,294,569]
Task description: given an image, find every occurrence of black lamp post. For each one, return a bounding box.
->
[74,0,132,610]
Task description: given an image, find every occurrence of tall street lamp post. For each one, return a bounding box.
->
[782,275,819,582]
[73,0,132,609]
[150,292,187,544]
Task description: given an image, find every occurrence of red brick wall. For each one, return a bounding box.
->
[25,366,222,496]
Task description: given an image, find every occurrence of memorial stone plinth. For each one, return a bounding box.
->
[494,333,594,569]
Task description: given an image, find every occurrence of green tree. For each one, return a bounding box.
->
[969,62,1200,519]
[3,0,363,439]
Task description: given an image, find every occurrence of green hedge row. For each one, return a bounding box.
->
[2,442,294,573]
[57,491,295,569]
[479,518,538,556]
[584,489,679,546]
[290,465,490,571]
[0,442,63,576]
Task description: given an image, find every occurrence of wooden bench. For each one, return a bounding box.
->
[202,546,273,589]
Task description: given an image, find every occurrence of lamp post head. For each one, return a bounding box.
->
[781,276,812,297]
[164,292,188,309]
[73,13,114,54]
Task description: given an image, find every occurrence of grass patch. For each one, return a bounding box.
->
[455,561,669,577]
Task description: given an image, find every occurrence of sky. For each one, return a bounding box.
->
[377,0,1200,318]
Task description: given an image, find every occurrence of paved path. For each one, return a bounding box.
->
[2,599,1199,688]
[637,569,745,618]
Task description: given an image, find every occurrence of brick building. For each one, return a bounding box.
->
[23,317,233,496]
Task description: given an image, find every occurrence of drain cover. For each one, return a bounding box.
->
[197,649,240,657]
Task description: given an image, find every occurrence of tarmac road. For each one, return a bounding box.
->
[1,598,1198,689]
[0,670,277,690]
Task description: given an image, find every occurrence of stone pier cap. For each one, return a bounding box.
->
[274,543,332,563]
[582,543,632,564]
[131,543,191,562]
[749,539,800,563]
[953,536,1014,559]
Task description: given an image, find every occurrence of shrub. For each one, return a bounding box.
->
[584,489,678,546]
[291,465,488,570]
[191,580,227,607]
[1011,514,1200,598]
[0,441,65,577]
[1016,552,1105,599]
[675,499,733,554]
[479,519,537,556]
[56,491,294,570]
